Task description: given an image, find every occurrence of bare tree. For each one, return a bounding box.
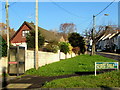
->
[59,23,77,41]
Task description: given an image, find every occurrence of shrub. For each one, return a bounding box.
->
[44,44,59,53]
[0,35,7,57]
[68,44,73,54]
[68,32,86,54]
[72,47,80,55]
[59,42,70,54]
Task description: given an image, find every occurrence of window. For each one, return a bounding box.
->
[22,30,29,37]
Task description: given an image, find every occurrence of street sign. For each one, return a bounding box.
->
[95,62,119,76]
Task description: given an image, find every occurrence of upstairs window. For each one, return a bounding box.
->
[22,30,29,37]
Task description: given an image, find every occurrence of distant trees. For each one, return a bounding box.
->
[0,23,16,41]
[0,35,7,57]
[26,30,45,49]
[59,23,77,41]
[68,32,86,54]
[83,25,118,55]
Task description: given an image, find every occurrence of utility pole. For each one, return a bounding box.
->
[35,0,39,69]
[91,15,96,55]
[6,0,10,63]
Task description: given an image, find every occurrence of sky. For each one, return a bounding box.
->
[0,1,119,34]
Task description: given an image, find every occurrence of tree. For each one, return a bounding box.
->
[59,42,71,58]
[0,23,16,41]
[0,35,7,57]
[26,30,45,49]
[83,25,118,55]
[59,23,77,41]
[68,32,86,54]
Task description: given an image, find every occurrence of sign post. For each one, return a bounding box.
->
[95,62,119,76]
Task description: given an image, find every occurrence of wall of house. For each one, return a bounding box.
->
[25,50,76,71]
[0,57,8,76]
[117,35,120,49]
[11,42,27,50]
[10,24,30,43]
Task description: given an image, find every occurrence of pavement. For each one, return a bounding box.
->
[97,52,120,56]
[0,75,17,90]
[96,52,120,61]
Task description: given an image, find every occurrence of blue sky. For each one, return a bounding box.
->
[1,1,118,34]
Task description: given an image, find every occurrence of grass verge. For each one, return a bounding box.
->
[42,70,120,88]
[25,55,117,76]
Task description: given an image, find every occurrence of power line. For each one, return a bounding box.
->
[0,2,17,12]
[50,0,85,18]
[95,0,115,17]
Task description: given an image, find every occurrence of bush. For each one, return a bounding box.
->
[72,47,80,55]
[44,43,59,53]
[68,44,73,54]
[0,36,7,57]
[68,32,86,54]
[59,42,70,55]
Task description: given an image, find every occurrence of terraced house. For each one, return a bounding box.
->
[97,29,120,53]
[10,21,65,49]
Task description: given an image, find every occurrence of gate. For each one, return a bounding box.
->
[8,46,25,75]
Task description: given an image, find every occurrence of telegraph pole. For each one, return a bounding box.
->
[35,0,39,69]
[91,15,96,55]
[6,0,10,62]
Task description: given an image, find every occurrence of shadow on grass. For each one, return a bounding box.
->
[100,85,114,90]
[75,71,94,75]
[75,69,117,76]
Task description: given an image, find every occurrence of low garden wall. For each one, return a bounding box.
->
[0,57,8,76]
[25,50,76,71]
[0,51,76,75]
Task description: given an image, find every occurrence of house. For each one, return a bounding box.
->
[111,32,120,53]
[97,29,120,52]
[10,21,65,49]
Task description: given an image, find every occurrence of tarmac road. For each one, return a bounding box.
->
[96,52,120,61]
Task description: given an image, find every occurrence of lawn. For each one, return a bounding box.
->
[25,54,117,76]
[42,70,120,88]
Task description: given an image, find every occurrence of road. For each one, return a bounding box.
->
[96,52,120,61]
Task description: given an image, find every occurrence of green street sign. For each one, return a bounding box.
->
[96,62,118,69]
[95,62,119,76]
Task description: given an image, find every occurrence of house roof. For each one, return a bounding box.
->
[10,21,64,42]
[98,29,120,41]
